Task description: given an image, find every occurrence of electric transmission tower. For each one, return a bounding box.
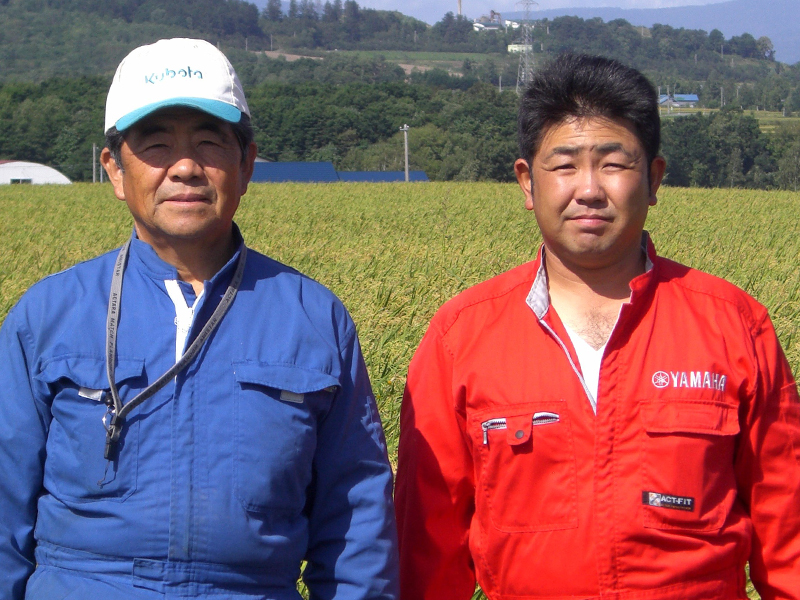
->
[515,0,538,94]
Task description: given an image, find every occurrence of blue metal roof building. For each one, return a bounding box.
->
[250,161,429,183]
[338,171,429,182]
[251,162,340,183]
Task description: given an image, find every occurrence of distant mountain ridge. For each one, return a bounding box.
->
[507,0,799,64]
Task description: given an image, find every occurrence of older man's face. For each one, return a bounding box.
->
[104,107,255,252]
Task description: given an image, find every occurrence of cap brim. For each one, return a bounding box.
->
[114,97,242,132]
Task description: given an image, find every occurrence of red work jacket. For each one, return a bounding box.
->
[396,239,800,600]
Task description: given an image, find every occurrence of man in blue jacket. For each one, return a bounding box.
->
[0,38,399,600]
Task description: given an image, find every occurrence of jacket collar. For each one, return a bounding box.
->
[526,231,655,320]
[127,224,245,289]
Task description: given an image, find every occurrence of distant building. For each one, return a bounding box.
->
[338,171,429,182]
[508,44,532,53]
[673,94,699,107]
[473,22,503,32]
[0,160,71,185]
[474,10,505,32]
[659,94,699,108]
[250,161,429,183]
[251,161,340,183]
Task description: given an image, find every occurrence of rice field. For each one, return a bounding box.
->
[2,181,797,599]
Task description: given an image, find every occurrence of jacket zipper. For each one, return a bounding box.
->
[532,411,559,425]
[481,418,507,444]
[481,412,561,445]
[539,319,597,414]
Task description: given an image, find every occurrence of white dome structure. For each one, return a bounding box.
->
[0,160,71,185]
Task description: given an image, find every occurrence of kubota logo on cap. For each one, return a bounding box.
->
[145,66,204,84]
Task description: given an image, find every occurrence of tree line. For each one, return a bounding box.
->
[1,54,799,189]
[2,0,800,187]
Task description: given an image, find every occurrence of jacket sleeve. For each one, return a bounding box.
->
[302,325,399,600]
[736,310,800,600]
[0,308,49,600]
[395,321,477,600]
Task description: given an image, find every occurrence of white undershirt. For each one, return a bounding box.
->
[562,324,605,404]
[164,280,205,362]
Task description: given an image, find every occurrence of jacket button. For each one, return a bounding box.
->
[515,430,524,439]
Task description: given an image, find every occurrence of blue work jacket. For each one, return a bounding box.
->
[0,229,399,599]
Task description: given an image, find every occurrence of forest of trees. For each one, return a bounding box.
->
[2,57,799,189]
[2,0,800,187]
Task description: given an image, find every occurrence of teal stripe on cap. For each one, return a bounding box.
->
[115,98,242,131]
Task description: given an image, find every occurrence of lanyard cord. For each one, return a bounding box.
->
[104,239,247,459]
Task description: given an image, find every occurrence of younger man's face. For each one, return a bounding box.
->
[514,116,666,272]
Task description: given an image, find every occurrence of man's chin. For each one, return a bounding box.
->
[140,221,231,245]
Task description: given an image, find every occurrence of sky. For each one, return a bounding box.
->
[355,0,730,25]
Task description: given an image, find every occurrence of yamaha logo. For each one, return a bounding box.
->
[651,370,727,391]
[652,371,670,388]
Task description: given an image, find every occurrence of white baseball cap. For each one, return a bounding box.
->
[104,38,250,133]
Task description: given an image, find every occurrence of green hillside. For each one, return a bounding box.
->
[3,0,800,190]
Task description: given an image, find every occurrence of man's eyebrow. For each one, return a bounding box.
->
[134,123,168,138]
[195,120,227,135]
[133,119,228,138]
[594,142,636,158]
[543,143,637,160]
[544,146,581,159]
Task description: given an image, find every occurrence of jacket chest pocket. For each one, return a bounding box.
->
[474,400,578,533]
[36,355,145,503]
[639,399,739,531]
[233,362,339,513]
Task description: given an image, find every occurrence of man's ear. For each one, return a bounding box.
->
[648,156,667,206]
[100,147,126,201]
[239,141,257,197]
[514,158,534,211]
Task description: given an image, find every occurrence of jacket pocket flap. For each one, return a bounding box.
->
[36,355,145,388]
[506,415,532,445]
[640,400,740,436]
[233,362,340,395]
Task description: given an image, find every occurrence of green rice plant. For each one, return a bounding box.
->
[2,181,794,600]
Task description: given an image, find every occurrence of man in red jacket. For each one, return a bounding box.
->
[396,53,800,600]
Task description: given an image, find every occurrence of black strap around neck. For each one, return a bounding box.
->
[103,239,247,459]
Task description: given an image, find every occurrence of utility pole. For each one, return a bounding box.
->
[499,75,502,93]
[92,143,97,183]
[400,124,410,182]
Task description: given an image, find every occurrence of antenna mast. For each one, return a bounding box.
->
[515,0,538,94]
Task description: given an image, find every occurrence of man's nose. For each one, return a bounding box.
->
[575,168,605,203]
[167,152,204,181]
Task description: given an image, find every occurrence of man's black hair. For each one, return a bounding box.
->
[105,113,255,171]
[518,54,660,165]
